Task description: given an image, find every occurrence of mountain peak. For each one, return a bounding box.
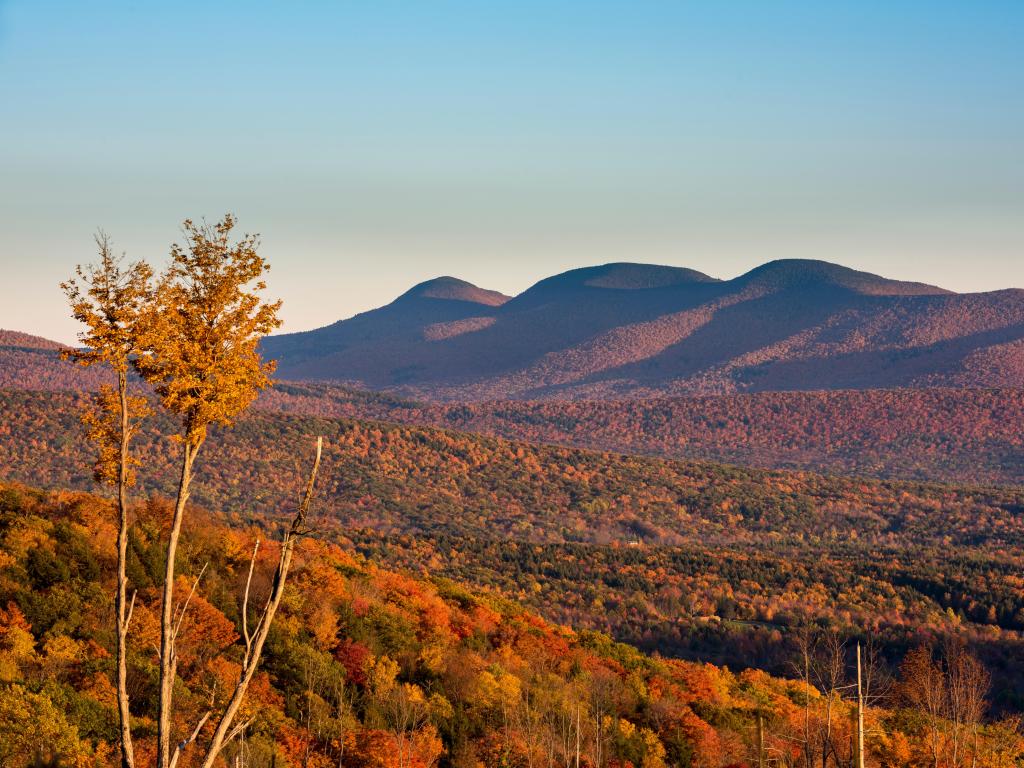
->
[735,259,951,296]
[579,262,720,290]
[541,262,718,291]
[509,263,719,309]
[397,276,511,306]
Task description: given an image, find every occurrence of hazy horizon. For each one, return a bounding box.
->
[2,1,1023,344]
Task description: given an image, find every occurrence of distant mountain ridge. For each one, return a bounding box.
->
[260,259,1024,399]
[0,329,64,350]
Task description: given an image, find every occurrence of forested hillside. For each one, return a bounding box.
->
[0,329,114,392]
[3,389,1024,713]
[4,391,1023,549]
[261,384,1024,486]
[2,481,1022,767]
[7,328,1023,486]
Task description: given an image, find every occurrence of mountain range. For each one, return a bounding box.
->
[261,259,1024,399]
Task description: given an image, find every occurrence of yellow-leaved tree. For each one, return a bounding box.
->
[64,215,323,768]
[61,233,152,768]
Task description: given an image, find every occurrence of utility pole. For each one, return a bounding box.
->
[756,710,765,768]
[855,642,865,768]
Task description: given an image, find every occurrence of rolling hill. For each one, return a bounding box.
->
[3,389,1024,711]
[0,328,116,391]
[259,384,1024,486]
[4,326,1023,485]
[260,259,1024,400]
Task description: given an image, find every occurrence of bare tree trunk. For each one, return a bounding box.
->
[334,680,348,768]
[575,705,580,768]
[115,370,136,768]
[821,693,833,768]
[198,437,322,768]
[816,632,847,768]
[157,437,201,768]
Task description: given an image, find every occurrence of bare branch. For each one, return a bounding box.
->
[293,435,323,536]
[225,719,252,746]
[197,436,324,768]
[173,561,209,643]
[125,589,137,631]
[168,709,212,768]
[242,539,260,666]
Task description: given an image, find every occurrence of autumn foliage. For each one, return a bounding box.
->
[2,482,1022,767]
[3,387,1024,710]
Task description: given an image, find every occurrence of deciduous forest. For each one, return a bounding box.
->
[2,482,1022,767]
[3,390,1024,717]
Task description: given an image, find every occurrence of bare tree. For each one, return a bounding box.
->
[945,641,990,768]
[586,668,620,768]
[331,673,354,768]
[791,627,890,768]
[811,631,851,768]
[384,682,431,768]
[899,642,990,768]
[900,645,947,768]
[196,437,322,768]
[859,635,892,710]
[792,625,817,768]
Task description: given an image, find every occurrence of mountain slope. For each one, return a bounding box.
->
[0,328,115,391]
[260,259,1024,399]
[6,329,1022,486]
[260,277,512,377]
[259,384,1024,486]
[0,329,64,349]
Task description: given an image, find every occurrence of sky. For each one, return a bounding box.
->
[1,1,1022,343]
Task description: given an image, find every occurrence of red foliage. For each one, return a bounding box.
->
[334,638,372,687]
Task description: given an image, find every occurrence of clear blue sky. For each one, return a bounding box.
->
[1,1,1022,342]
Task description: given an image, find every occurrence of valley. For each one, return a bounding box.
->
[3,388,1023,713]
